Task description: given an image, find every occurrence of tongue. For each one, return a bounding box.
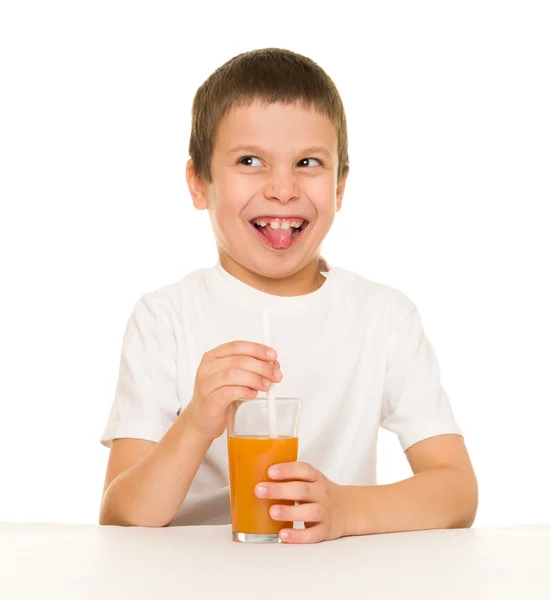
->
[262,226,293,249]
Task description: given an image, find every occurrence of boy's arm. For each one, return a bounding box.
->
[100,340,281,527]
[100,407,213,527]
[260,300,474,543]
[339,433,478,536]
[256,433,477,543]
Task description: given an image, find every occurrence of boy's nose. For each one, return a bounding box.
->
[263,170,299,204]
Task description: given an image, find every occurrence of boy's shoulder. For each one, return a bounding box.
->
[134,267,213,312]
[333,264,417,317]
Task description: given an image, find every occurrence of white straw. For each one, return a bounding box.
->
[261,308,278,438]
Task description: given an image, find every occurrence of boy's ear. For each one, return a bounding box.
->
[336,170,349,212]
[186,159,208,210]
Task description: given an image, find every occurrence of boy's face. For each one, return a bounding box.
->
[187,99,347,283]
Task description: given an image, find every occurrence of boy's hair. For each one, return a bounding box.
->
[189,48,349,184]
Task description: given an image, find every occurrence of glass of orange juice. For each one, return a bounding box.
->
[227,397,300,543]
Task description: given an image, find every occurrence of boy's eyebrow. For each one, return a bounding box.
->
[227,144,333,158]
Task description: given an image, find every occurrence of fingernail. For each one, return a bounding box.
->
[255,485,268,497]
[273,369,282,381]
[267,349,277,359]
[279,531,289,540]
[270,507,281,518]
[262,379,271,389]
[268,467,280,478]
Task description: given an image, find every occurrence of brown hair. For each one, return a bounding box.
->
[188,48,349,183]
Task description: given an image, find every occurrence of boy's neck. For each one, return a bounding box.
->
[219,252,327,297]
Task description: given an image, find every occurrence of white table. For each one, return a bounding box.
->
[0,522,550,599]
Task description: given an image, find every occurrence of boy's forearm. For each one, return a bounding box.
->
[339,467,478,537]
[100,408,213,527]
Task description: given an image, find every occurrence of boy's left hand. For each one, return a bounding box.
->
[255,462,344,544]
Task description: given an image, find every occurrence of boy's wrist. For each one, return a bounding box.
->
[176,404,218,446]
[338,485,373,538]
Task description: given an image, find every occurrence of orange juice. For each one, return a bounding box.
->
[228,436,298,534]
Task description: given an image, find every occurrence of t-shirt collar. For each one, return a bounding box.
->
[208,258,340,316]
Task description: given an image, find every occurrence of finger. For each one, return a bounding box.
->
[207,341,277,361]
[208,368,272,395]
[205,356,282,384]
[279,525,325,544]
[255,481,317,502]
[216,386,258,403]
[268,461,317,482]
[270,502,324,524]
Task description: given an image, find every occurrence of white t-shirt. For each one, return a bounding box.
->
[101,260,461,526]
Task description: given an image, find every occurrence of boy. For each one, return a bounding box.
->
[99,48,478,543]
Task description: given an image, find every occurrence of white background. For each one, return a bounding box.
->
[0,1,549,528]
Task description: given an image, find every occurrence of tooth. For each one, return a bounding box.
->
[270,222,280,229]
[259,221,267,227]
[280,222,290,230]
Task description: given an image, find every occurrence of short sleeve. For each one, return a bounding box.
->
[100,295,181,448]
[381,292,462,451]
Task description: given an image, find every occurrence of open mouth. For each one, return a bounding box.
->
[250,217,309,250]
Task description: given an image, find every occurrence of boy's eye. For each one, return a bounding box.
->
[238,156,322,168]
[297,158,322,168]
[239,156,262,167]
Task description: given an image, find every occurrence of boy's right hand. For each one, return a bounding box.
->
[185,341,282,440]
